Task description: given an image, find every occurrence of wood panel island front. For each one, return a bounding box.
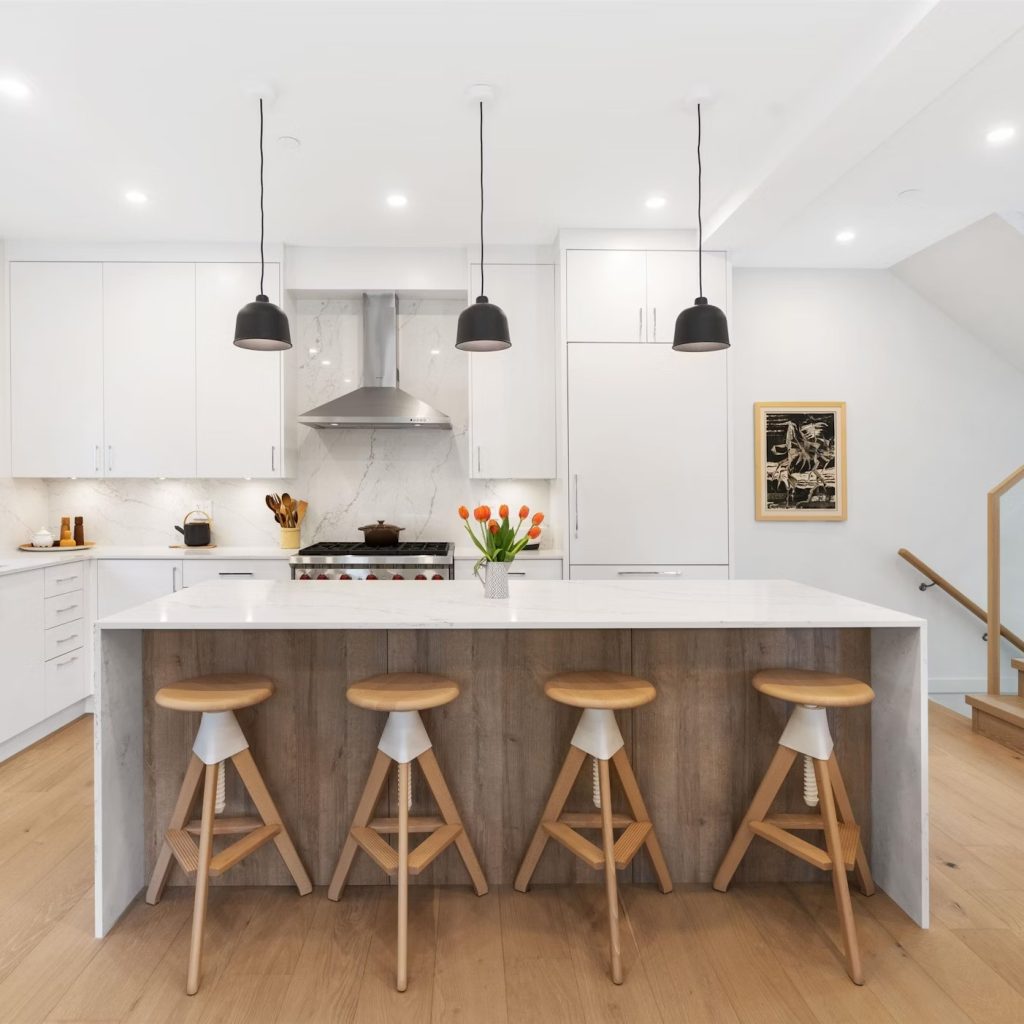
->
[93,579,928,937]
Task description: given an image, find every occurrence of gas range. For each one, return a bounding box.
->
[289,541,454,580]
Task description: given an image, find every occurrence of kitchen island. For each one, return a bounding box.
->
[93,579,927,936]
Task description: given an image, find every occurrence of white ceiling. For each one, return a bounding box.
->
[0,1,1022,266]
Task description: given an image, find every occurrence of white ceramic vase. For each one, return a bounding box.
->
[476,560,510,599]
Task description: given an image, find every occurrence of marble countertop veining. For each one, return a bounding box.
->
[95,578,924,631]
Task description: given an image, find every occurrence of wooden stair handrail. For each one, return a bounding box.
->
[897,548,1024,654]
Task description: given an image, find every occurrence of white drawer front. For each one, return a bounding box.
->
[569,564,730,581]
[44,562,86,597]
[454,558,563,581]
[182,559,292,587]
[44,590,84,629]
[45,619,85,661]
[44,650,90,717]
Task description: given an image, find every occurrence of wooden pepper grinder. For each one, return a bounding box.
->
[58,516,75,547]
[73,516,85,547]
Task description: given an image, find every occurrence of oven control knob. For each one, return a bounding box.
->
[339,573,352,580]
[415,574,427,580]
[392,573,404,580]
[431,574,444,580]
[299,573,311,580]
[316,574,329,580]
[366,573,378,580]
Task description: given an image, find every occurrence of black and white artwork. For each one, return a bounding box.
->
[755,403,846,521]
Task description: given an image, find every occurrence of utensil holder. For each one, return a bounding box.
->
[280,527,300,549]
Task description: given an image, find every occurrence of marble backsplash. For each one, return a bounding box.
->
[0,477,49,550]
[43,296,554,549]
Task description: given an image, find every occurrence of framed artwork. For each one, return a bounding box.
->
[754,402,847,521]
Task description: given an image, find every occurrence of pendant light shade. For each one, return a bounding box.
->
[234,98,291,351]
[673,102,730,353]
[457,93,510,352]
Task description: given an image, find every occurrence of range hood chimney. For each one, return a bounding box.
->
[298,293,452,429]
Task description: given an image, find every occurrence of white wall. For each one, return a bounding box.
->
[732,268,1024,702]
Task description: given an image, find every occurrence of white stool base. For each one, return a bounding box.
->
[378,710,433,764]
[571,707,625,760]
[192,711,249,766]
[779,704,833,760]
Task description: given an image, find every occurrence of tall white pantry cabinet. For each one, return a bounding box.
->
[564,246,731,579]
[8,258,291,479]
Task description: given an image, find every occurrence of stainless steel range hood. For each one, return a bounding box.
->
[299,292,451,429]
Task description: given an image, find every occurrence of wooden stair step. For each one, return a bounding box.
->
[763,814,860,870]
[749,820,832,871]
[165,829,199,875]
[543,821,604,869]
[369,816,445,835]
[185,815,263,837]
[351,826,400,874]
[408,824,463,875]
[209,824,280,877]
[613,821,651,869]
[966,693,1024,728]
[559,812,633,829]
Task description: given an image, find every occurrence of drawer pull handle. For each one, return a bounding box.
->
[218,572,254,577]
[55,604,79,613]
[508,572,526,576]
[55,576,78,583]
[616,571,683,577]
[57,655,79,668]
[56,634,79,644]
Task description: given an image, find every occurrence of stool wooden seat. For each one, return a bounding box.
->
[146,673,311,995]
[516,671,672,985]
[544,670,656,710]
[328,672,487,992]
[713,669,875,985]
[753,669,874,708]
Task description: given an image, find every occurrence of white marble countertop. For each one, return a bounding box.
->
[453,548,564,560]
[95,578,924,631]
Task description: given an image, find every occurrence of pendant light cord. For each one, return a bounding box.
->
[696,102,703,298]
[258,98,266,297]
[478,100,485,298]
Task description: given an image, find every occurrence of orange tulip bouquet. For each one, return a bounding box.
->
[458,503,544,598]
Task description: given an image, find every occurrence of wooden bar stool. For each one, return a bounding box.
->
[514,671,673,985]
[327,673,488,992]
[713,669,876,985]
[146,674,312,995]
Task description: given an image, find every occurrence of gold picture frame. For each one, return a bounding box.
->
[754,402,847,521]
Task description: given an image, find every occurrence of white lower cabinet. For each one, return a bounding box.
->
[569,564,729,581]
[98,559,182,618]
[454,557,564,581]
[45,650,89,718]
[0,572,46,745]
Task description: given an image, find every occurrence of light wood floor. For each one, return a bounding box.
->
[2,706,1024,1022]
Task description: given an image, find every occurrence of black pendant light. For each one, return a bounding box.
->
[456,94,510,352]
[673,103,730,353]
[234,98,291,351]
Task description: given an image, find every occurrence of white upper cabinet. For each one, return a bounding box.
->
[103,263,197,477]
[10,262,105,477]
[469,263,557,479]
[567,249,728,344]
[568,342,729,565]
[195,263,283,478]
[566,250,646,343]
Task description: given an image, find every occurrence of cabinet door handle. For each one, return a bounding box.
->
[94,445,100,473]
[476,446,482,474]
[172,566,178,592]
[55,603,79,613]
[617,570,683,577]
[106,445,113,472]
[653,307,657,343]
[638,307,643,342]
[271,445,276,472]
[218,572,254,577]
[56,634,79,644]
[574,474,580,539]
[56,654,80,668]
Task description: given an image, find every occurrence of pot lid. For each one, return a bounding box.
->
[358,520,405,532]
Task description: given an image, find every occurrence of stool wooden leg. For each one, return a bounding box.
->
[611,747,672,894]
[417,747,488,896]
[232,747,312,896]
[598,758,623,984]
[814,758,864,985]
[514,745,587,892]
[186,761,219,996]
[397,761,410,993]
[147,754,204,906]
[713,744,797,892]
[328,750,393,902]
[827,752,875,897]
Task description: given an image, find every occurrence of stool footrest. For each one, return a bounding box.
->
[208,824,281,877]
[762,814,861,871]
[369,816,446,835]
[165,829,200,876]
[543,821,605,869]
[408,824,463,875]
[352,826,400,874]
[613,821,652,869]
[185,816,264,837]
[559,812,634,830]
[749,820,832,870]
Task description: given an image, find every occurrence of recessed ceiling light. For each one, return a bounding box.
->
[835,229,856,244]
[430,348,440,356]
[986,124,1016,145]
[124,190,148,205]
[386,194,408,208]
[321,359,331,366]
[343,377,352,384]
[645,196,667,210]
[0,77,31,101]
